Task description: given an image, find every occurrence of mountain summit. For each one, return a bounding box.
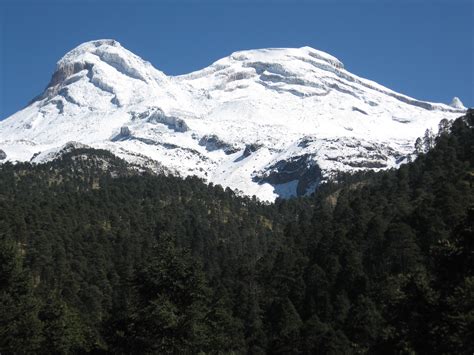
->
[0,40,466,200]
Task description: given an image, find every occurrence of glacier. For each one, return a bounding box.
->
[0,39,466,201]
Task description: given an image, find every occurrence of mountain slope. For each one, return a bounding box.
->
[0,112,472,353]
[0,39,466,200]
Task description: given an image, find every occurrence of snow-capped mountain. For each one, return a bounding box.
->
[0,39,466,201]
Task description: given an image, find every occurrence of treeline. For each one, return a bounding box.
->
[0,111,472,353]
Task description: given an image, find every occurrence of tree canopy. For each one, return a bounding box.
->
[0,111,472,353]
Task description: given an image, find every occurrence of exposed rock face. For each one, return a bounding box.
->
[199,135,239,154]
[0,149,6,160]
[243,143,262,158]
[111,126,132,142]
[254,154,322,196]
[132,108,189,132]
[352,106,368,115]
[0,40,467,201]
[33,62,95,103]
[50,62,94,89]
[120,126,131,137]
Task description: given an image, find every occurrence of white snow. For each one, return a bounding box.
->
[0,39,466,201]
[450,97,466,110]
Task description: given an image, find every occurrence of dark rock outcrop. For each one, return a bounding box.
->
[254,154,322,196]
[242,143,262,158]
[352,106,368,115]
[111,126,132,142]
[199,135,239,154]
[120,126,131,137]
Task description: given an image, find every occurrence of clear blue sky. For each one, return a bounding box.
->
[0,0,472,119]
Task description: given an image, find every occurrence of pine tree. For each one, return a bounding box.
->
[0,240,43,353]
[423,128,435,152]
[39,295,87,353]
[127,236,212,353]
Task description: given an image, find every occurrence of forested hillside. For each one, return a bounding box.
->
[0,111,472,354]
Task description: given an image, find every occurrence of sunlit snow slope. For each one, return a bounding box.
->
[0,39,466,201]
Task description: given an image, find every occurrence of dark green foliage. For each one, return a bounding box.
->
[0,239,43,353]
[39,295,87,353]
[126,237,213,353]
[0,111,472,353]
